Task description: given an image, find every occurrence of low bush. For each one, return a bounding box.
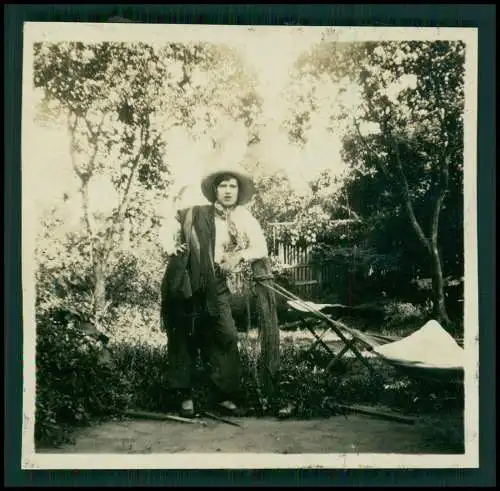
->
[383,301,426,326]
[106,246,165,310]
[106,304,166,347]
[35,313,133,448]
[105,337,389,418]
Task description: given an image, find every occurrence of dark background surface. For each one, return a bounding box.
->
[4,4,496,487]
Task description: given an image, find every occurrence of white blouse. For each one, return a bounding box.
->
[158,205,268,265]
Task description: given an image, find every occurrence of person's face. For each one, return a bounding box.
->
[215,177,239,208]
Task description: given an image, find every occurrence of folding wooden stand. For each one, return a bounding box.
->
[296,311,378,376]
[259,280,379,377]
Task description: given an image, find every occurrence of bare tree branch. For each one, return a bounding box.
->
[84,113,106,147]
[379,105,428,233]
[353,119,388,175]
[430,150,450,249]
[67,113,99,246]
[101,125,150,265]
[84,114,107,180]
[178,51,193,92]
[67,110,111,272]
[428,75,451,250]
[430,183,448,250]
[67,113,84,180]
[390,135,432,255]
[337,204,361,220]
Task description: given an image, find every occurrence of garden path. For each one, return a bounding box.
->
[38,413,458,455]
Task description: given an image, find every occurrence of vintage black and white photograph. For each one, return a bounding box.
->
[21,22,478,469]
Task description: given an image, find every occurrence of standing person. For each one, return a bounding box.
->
[159,163,268,418]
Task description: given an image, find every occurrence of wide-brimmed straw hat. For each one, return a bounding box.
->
[201,164,256,206]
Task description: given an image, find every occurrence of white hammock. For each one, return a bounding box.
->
[372,320,465,372]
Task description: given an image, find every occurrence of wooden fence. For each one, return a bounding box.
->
[272,242,342,301]
[280,260,341,301]
[275,242,314,266]
[234,259,341,302]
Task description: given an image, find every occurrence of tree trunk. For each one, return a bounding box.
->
[429,245,451,327]
[251,257,280,408]
[390,143,452,330]
[93,261,107,327]
[429,157,452,328]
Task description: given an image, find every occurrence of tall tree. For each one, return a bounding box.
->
[287,39,465,327]
[33,41,260,327]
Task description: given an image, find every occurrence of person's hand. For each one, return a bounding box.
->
[170,243,188,256]
[220,251,243,273]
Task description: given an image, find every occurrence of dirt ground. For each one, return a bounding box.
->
[37,413,458,455]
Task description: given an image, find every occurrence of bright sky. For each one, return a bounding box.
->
[236,29,349,186]
[164,28,353,208]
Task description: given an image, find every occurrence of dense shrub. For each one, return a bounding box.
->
[106,245,165,309]
[110,342,172,412]
[263,341,390,418]
[106,304,166,346]
[107,337,380,417]
[35,231,98,326]
[35,313,133,448]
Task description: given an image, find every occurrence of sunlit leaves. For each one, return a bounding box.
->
[295,39,465,207]
[282,38,465,298]
[34,39,263,276]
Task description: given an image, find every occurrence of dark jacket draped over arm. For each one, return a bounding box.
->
[160,205,220,328]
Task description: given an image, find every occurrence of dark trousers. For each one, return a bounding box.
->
[165,279,242,400]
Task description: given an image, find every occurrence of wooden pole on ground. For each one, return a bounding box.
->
[123,410,206,425]
[335,404,417,425]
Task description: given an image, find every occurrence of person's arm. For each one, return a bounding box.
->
[157,209,186,256]
[238,213,268,263]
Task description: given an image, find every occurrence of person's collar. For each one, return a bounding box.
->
[213,201,239,217]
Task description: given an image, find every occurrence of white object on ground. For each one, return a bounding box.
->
[373,320,464,370]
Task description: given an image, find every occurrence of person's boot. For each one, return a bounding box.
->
[216,400,244,416]
[176,389,195,418]
[212,388,244,417]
